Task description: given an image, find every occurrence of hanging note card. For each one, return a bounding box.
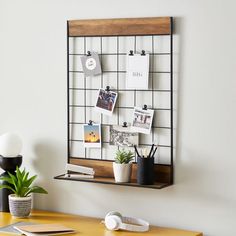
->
[126,53,149,89]
[80,52,102,76]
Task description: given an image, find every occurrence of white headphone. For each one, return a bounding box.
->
[104,211,149,232]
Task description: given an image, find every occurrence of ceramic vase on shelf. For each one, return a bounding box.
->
[113,162,132,183]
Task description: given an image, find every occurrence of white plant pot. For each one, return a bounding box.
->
[9,194,32,218]
[113,162,132,183]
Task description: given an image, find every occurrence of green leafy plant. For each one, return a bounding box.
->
[115,149,134,164]
[0,166,48,197]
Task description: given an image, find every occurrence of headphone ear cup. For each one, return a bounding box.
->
[105,212,122,231]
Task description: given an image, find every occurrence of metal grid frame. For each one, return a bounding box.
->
[67,19,173,176]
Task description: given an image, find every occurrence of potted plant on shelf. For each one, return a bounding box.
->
[0,166,48,218]
[113,149,134,183]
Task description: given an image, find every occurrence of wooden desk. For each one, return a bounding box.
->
[0,210,203,236]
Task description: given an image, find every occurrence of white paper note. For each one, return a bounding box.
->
[126,53,149,89]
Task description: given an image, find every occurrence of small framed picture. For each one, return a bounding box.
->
[110,125,139,147]
[95,88,118,116]
[83,124,101,148]
[131,107,154,134]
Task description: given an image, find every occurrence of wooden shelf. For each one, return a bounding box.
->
[54,174,170,189]
[54,158,172,189]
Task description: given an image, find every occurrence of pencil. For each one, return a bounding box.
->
[134,145,140,157]
[148,144,154,158]
[152,146,158,157]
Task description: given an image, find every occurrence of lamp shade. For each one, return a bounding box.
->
[0,133,23,158]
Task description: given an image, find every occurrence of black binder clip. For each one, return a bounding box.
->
[106,86,110,92]
[143,104,148,110]
[129,50,134,56]
[141,50,146,56]
[87,51,91,56]
[122,122,128,128]
[88,120,93,125]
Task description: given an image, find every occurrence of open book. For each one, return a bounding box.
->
[14,224,76,236]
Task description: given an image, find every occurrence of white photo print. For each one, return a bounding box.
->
[95,88,118,116]
[131,107,154,134]
[110,125,139,147]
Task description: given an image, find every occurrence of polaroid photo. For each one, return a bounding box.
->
[131,107,154,134]
[83,124,101,148]
[80,52,102,76]
[95,88,118,116]
[110,125,139,147]
[126,53,149,90]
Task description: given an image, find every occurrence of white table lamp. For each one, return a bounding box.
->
[0,133,22,157]
[0,133,23,212]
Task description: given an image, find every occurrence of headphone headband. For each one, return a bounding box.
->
[120,216,149,232]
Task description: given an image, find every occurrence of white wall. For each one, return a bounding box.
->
[1,0,236,235]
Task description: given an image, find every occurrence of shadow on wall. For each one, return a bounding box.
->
[33,140,65,178]
[172,17,210,190]
[31,140,66,209]
[170,17,233,207]
[172,16,185,184]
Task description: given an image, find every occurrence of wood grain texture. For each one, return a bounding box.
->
[68,17,172,36]
[69,158,171,184]
[0,210,203,236]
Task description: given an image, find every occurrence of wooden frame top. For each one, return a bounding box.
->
[68,17,172,37]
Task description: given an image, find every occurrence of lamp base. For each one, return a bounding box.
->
[0,155,22,212]
[0,155,22,172]
[0,172,12,212]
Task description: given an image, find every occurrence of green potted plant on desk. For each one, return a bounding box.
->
[0,166,48,218]
[113,149,134,183]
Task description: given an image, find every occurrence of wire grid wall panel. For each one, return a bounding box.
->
[68,34,172,165]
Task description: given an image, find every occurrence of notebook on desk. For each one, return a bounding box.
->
[14,224,76,236]
[0,222,35,235]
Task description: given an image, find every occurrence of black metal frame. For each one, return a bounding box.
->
[67,18,174,183]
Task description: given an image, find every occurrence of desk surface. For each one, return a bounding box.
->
[0,210,203,236]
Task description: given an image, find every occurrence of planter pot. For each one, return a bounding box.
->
[113,162,132,183]
[8,194,32,218]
